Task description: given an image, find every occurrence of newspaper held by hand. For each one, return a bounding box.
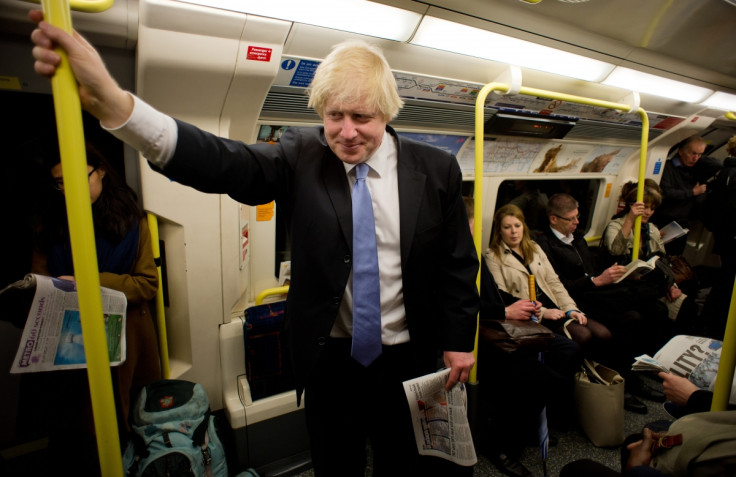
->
[9,274,127,374]
[631,335,735,405]
[403,368,477,466]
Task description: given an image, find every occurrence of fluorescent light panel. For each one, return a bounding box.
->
[700,91,736,111]
[410,16,614,82]
[603,67,713,103]
[174,0,422,42]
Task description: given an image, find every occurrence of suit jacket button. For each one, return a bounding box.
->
[332,296,341,305]
[317,337,326,346]
[344,255,351,264]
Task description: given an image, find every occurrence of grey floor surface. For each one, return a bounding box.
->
[287,375,671,477]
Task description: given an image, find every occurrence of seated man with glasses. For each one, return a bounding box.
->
[537,193,667,414]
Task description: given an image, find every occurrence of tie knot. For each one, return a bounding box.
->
[355,163,369,181]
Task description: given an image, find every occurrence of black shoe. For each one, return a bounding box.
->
[488,453,533,477]
[624,393,648,414]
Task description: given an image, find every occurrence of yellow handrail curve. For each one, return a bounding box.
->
[41,1,122,475]
[255,286,290,306]
[471,84,649,384]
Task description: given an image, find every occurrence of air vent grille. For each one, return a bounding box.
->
[566,120,663,142]
[260,87,661,141]
[260,87,493,132]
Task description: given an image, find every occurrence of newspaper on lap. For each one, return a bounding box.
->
[632,335,736,405]
[7,273,127,373]
[402,368,477,466]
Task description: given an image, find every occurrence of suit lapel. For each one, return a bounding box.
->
[396,135,426,264]
[322,150,352,251]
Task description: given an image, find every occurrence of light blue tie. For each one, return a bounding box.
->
[351,163,382,367]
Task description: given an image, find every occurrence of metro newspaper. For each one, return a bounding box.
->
[7,274,127,373]
[403,368,477,466]
[632,334,736,405]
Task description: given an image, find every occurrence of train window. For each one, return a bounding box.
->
[494,179,601,238]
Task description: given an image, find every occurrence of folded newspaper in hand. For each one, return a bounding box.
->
[6,274,127,373]
[632,335,735,405]
[632,354,670,373]
[403,368,477,466]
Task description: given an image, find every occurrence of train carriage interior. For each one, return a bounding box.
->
[1,0,735,475]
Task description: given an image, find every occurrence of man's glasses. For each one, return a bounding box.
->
[554,214,580,223]
[53,166,98,191]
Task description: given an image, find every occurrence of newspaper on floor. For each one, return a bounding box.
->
[8,273,127,373]
[632,334,735,405]
[402,368,477,466]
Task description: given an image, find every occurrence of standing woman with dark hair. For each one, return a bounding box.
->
[30,142,161,471]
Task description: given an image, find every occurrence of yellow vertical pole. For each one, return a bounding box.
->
[711,278,736,411]
[631,109,650,262]
[147,213,170,379]
[470,82,509,385]
[711,109,736,411]
[41,1,122,475]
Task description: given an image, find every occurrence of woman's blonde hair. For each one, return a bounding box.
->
[307,40,403,121]
[489,204,536,266]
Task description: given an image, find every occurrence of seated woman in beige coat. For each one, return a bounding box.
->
[484,204,612,350]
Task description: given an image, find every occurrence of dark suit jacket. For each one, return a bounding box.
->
[155,121,479,402]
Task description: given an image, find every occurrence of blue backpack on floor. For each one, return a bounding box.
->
[123,379,228,477]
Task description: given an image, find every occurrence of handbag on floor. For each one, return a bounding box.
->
[573,360,625,447]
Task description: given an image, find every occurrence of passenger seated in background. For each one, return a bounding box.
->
[23,141,161,475]
[508,180,548,234]
[485,204,612,356]
[601,181,700,336]
[537,193,666,413]
[466,197,581,477]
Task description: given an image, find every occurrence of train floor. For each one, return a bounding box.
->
[287,374,672,477]
[0,372,672,477]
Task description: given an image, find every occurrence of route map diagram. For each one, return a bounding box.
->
[457,138,543,174]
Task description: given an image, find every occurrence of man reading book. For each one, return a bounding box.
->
[614,256,660,283]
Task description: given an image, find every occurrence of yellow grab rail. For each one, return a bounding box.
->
[147,213,170,379]
[41,1,122,475]
[470,83,649,384]
[711,109,736,411]
[255,286,290,306]
[711,278,736,411]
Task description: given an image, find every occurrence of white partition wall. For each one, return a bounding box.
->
[135,0,290,409]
